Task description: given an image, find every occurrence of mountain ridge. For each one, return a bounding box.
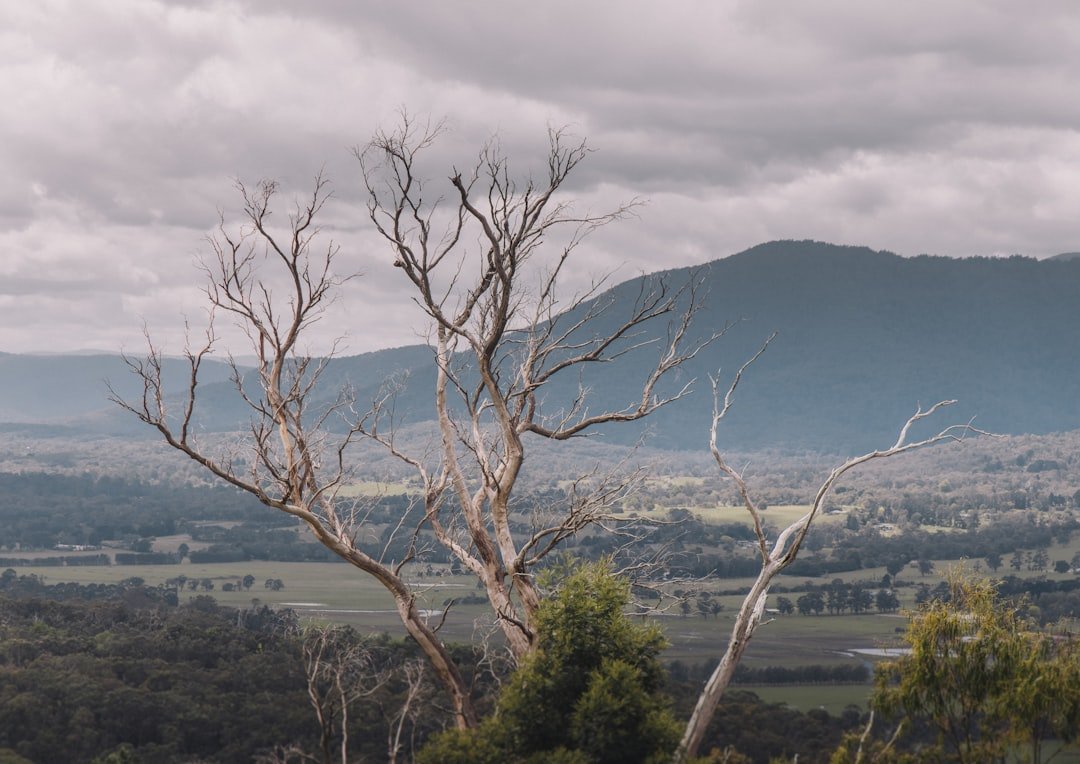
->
[6,240,1080,452]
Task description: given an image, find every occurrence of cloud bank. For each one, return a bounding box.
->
[5,0,1080,353]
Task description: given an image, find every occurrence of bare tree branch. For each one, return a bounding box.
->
[358,117,716,660]
[111,175,477,730]
[674,341,989,762]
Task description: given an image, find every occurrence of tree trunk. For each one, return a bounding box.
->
[674,567,775,762]
[395,596,477,728]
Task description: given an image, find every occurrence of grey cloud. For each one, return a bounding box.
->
[19,3,1080,182]
[4,0,1080,354]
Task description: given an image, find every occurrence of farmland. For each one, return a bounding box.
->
[22,537,1078,715]
[3,428,1080,761]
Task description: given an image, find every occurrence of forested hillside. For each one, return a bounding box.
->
[6,241,1080,452]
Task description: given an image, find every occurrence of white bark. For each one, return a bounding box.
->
[111,177,477,729]
[359,116,719,660]
[674,338,986,762]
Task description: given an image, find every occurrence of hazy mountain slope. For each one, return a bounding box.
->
[641,241,1080,450]
[328,240,1080,452]
[7,241,1080,452]
[0,353,237,424]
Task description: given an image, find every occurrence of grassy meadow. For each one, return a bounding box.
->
[12,489,1080,719]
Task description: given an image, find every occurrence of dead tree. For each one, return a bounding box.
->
[673,336,986,762]
[385,659,428,764]
[110,176,477,729]
[301,624,388,764]
[359,117,717,658]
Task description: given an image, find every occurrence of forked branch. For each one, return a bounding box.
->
[111,175,477,730]
[359,118,717,659]
[675,337,987,762]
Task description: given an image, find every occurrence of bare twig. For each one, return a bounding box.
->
[359,117,716,659]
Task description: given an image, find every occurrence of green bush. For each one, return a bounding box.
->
[417,559,680,763]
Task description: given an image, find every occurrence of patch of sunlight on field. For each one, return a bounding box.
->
[645,475,706,489]
[693,504,814,526]
[336,481,412,497]
[916,524,967,534]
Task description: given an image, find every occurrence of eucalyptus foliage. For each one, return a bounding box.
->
[870,573,1080,763]
[418,559,680,764]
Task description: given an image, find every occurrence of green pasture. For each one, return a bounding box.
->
[663,608,904,668]
[0,548,111,560]
[22,561,899,675]
[152,534,211,553]
[336,481,413,498]
[561,475,707,492]
[735,684,871,714]
[645,475,707,489]
[19,561,492,643]
[20,537,1078,689]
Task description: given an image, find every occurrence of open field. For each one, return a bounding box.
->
[17,529,1080,712]
[152,534,212,553]
[693,504,833,528]
[22,561,904,675]
[0,548,115,560]
[664,606,905,668]
[21,561,495,641]
[559,475,708,492]
[735,684,871,713]
[336,481,413,497]
[632,503,850,529]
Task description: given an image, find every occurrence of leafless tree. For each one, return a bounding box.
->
[673,335,987,762]
[358,116,718,658]
[110,176,477,728]
[385,659,428,764]
[115,118,716,734]
[301,623,388,764]
[254,743,312,764]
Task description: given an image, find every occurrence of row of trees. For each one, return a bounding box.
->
[786,586,900,616]
[114,118,978,760]
[0,471,267,551]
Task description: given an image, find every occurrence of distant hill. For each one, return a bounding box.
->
[0,353,237,425]
[7,241,1080,452]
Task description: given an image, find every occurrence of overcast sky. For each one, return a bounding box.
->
[5,0,1080,355]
